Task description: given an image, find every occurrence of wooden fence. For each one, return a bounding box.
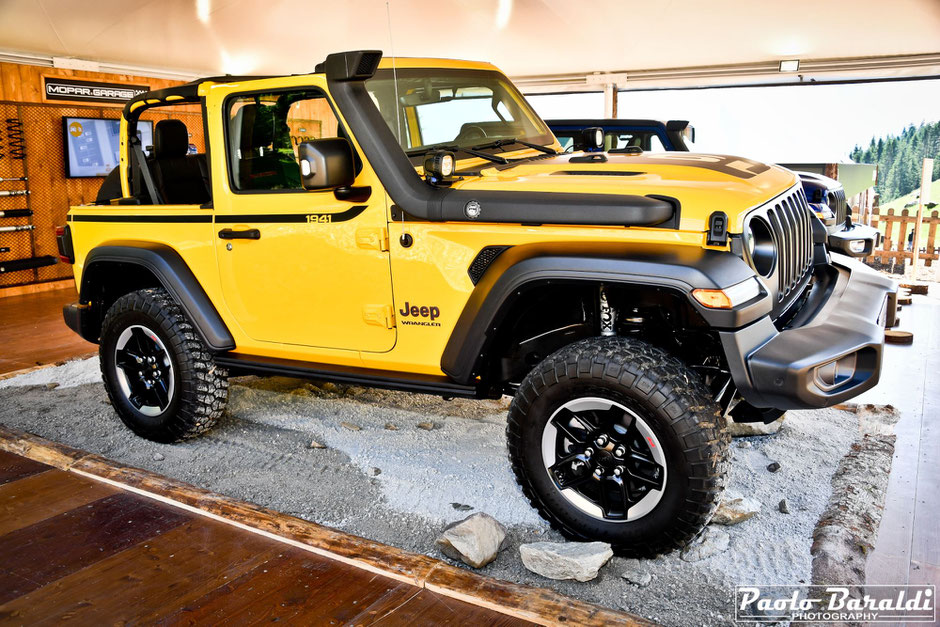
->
[864,205,940,267]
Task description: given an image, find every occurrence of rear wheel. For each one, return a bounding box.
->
[99,288,228,442]
[507,336,729,556]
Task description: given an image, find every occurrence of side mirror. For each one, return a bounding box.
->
[297,138,355,190]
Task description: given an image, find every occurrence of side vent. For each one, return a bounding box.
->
[468,246,511,285]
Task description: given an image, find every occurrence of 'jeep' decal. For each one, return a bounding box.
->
[399,302,441,327]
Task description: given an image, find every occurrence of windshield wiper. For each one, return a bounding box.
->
[407,143,508,165]
[472,138,558,155]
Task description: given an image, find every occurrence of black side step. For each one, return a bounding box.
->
[214,353,489,399]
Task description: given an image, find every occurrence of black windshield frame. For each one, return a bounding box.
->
[366,68,555,165]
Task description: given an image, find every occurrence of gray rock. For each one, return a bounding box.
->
[767,462,781,473]
[727,415,785,437]
[416,421,437,431]
[519,541,613,582]
[340,421,360,431]
[681,527,730,562]
[779,498,791,514]
[152,452,165,461]
[619,558,652,587]
[384,422,399,431]
[436,512,508,568]
[451,502,473,511]
[713,491,761,525]
[308,440,327,449]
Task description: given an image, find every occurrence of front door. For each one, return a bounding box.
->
[214,86,395,352]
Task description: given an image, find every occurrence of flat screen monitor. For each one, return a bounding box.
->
[63,117,153,178]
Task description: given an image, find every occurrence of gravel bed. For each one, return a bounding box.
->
[0,357,890,625]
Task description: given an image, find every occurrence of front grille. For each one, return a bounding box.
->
[747,186,814,304]
[829,187,847,223]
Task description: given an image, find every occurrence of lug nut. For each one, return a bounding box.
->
[593,467,604,477]
[595,435,609,447]
[613,466,623,477]
[583,448,593,458]
[614,445,626,457]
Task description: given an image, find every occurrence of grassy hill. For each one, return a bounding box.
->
[881,176,940,212]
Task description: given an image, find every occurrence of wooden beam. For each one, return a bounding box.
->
[0,425,653,627]
[911,158,934,275]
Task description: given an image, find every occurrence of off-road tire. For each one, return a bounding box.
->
[99,288,228,443]
[507,336,729,557]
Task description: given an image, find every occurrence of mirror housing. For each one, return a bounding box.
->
[298,138,356,190]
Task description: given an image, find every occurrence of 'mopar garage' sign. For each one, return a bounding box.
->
[44,77,149,103]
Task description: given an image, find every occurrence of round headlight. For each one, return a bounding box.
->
[744,217,776,277]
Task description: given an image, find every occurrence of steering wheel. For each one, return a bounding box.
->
[454,125,487,144]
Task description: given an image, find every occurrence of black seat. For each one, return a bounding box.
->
[150,119,210,205]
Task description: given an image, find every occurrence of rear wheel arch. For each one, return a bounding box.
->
[78,243,234,351]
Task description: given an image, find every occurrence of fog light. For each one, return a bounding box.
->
[582,126,605,151]
[848,239,867,254]
[423,150,456,182]
[814,353,857,391]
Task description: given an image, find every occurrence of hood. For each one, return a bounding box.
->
[324,62,796,233]
[453,152,799,232]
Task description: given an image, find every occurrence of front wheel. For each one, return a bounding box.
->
[507,337,729,556]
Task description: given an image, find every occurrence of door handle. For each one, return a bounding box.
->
[218,228,261,240]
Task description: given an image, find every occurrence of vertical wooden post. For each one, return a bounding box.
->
[912,158,934,276]
[603,83,618,118]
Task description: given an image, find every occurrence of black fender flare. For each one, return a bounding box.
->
[81,242,235,352]
[440,242,770,384]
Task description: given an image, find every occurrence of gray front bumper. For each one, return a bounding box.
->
[720,254,896,410]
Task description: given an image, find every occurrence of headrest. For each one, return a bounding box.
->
[153,119,189,159]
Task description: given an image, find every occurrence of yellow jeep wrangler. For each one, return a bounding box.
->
[57,51,894,556]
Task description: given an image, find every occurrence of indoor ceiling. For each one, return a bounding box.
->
[1,0,939,89]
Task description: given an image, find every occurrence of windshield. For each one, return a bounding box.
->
[366,68,555,161]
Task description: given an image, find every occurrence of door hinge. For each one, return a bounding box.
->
[356,227,389,252]
[363,304,395,329]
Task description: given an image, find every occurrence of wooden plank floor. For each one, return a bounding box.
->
[0,449,529,626]
[0,287,96,375]
[860,291,940,589]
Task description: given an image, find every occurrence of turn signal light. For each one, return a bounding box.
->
[691,278,762,309]
[691,289,733,309]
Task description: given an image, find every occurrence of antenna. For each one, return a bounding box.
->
[386,0,406,229]
[385,1,403,146]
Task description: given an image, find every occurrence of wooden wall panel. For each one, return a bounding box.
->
[0,62,198,287]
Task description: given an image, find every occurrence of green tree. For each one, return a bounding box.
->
[853,121,940,202]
